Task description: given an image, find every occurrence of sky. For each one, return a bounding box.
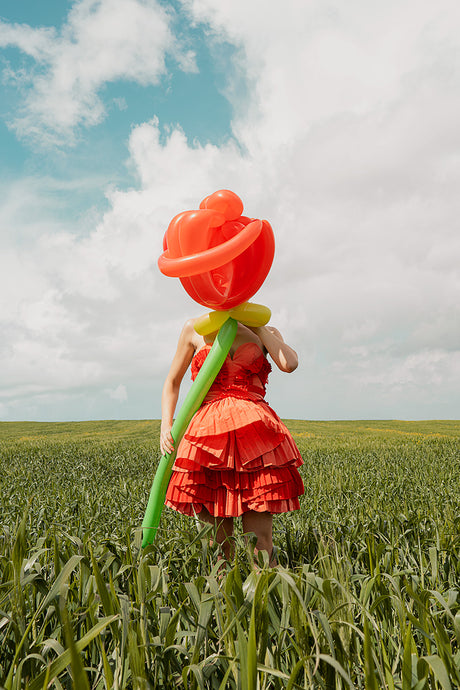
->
[0,0,459,422]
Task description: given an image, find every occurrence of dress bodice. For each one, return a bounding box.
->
[191,342,271,400]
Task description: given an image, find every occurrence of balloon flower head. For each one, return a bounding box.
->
[158,190,275,334]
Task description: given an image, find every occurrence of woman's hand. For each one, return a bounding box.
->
[160,424,175,456]
[250,325,298,373]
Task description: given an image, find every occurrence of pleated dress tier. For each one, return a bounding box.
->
[165,342,304,517]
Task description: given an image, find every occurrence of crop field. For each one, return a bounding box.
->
[1,419,460,689]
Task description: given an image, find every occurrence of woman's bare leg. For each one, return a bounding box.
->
[242,511,277,566]
[199,507,234,560]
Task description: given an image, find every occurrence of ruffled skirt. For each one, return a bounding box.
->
[165,394,304,517]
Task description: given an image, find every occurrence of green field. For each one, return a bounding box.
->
[1,420,459,689]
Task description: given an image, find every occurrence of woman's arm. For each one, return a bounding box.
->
[251,325,298,373]
[160,320,197,455]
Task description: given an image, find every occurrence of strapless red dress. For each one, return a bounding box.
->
[165,342,304,517]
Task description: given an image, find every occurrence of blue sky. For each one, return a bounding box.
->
[1,0,459,422]
[1,1,234,210]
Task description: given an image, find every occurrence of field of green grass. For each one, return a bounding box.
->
[1,420,459,689]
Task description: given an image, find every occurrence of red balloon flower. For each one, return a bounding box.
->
[158,190,275,310]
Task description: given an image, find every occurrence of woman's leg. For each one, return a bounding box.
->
[199,507,234,560]
[242,511,277,566]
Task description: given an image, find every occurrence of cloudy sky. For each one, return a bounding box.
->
[1,0,459,422]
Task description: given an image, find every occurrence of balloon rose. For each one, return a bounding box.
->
[158,190,275,311]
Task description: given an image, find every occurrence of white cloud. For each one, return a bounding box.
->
[0,0,196,146]
[0,21,56,61]
[109,384,128,402]
[1,0,460,419]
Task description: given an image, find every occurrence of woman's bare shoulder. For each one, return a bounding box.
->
[180,318,203,349]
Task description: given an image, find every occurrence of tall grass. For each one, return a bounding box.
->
[1,420,459,688]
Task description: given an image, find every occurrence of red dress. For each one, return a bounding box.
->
[165,342,304,517]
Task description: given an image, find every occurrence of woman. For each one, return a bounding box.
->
[160,318,304,566]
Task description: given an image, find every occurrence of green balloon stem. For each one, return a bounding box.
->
[141,318,238,547]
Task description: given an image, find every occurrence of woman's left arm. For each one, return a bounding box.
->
[251,325,298,373]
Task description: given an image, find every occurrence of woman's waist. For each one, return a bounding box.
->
[203,384,266,404]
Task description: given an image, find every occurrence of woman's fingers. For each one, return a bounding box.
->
[160,429,174,456]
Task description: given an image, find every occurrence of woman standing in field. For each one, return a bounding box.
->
[160,318,304,566]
